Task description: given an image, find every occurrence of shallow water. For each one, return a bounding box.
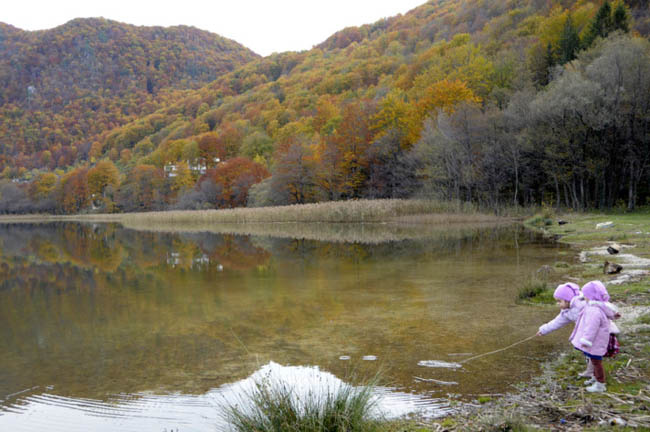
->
[0,222,570,430]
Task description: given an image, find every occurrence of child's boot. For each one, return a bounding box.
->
[578,359,594,378]
[586,381,606,393]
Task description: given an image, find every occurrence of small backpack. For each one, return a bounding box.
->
[605,334,620,358]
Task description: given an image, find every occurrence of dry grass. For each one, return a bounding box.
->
[116,199,476,224]
[0,199,514,243]
[0,199,507,225]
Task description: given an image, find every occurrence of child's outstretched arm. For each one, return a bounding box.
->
[605,302,621,320]
[538,312,572,336]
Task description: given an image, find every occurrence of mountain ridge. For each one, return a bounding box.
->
[1,0,649,213]
[0,17,259,166]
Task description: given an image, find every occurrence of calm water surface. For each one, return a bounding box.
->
[0,222,572,431]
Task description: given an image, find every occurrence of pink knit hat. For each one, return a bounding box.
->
[582,280,610,302]
[553,282,581,302]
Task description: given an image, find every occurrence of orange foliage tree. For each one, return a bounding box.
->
[332,101,376,198]
[58,167,90,213]
[117,165,164,211]
[201,157,269,208]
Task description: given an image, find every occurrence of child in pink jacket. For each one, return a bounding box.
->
[570,281,619,393]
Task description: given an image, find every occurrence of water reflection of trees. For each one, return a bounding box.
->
[0,223,558,296]
[258,224,553,262]
[0,223,273,275]
[0,222,564,402]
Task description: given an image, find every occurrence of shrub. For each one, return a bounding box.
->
[518,278,548,301]
[223,375,381,432]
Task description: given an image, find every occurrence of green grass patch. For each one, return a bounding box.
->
[608,281,650,298]
[539,211,650,246]
[517,278,553,303]
[637,313,650,325]
[525,214,554,229]
[477,411,536,432]
[378,420,430,432]
[223,376,382,432]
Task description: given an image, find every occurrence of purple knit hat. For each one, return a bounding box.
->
[582,280,610,302]
[553,282,581,302]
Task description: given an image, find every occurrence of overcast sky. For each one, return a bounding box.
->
[4,0,426,56]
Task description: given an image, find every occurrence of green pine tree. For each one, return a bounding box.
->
[543,42,556,86]
[613,3,630,33]
[559,14,581,64]
[583,1,614,48]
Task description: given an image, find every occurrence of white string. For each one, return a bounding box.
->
[459,335,538,364]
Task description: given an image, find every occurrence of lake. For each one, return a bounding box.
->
[0,222,570,431]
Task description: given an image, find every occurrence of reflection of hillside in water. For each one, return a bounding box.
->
[0,223,273,276]
[120,219,517,245]
[0,222,567,406]
[254,224,544,261]
[0,223,546,277]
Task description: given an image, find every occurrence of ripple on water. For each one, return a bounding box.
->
[417,360,463,369]
[0,362,452,431]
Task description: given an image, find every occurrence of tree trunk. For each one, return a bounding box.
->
[628,160,636,211]
[553,174,560,209]
[571,179,578,210]
[513,158,519,207]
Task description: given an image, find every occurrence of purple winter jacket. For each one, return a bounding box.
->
[570,301,618,356]
[538,296,586,335]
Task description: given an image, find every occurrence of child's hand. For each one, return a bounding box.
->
[536,331,543,337]
[614,313,621,320]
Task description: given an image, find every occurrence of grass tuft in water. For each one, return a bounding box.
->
[517,278,550,302]
[223,376,382,432]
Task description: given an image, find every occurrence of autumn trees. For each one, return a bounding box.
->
[0,1,648,214]
[0,18,258,175]
[416,34,650,211]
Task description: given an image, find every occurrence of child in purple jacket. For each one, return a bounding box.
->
[570,281,619,393]
[537,282,591,375]
[537,282,585,335]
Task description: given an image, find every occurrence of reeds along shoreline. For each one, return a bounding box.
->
[0,199,518,226]
[109,199,483,224]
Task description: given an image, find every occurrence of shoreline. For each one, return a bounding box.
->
[0,199,517,225]
[410,212,650,431]
[0,199,517,244]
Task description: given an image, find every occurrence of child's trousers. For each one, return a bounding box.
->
[591,358,605,383]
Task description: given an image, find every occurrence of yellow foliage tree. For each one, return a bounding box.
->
[172,163,194,193]
[87,159,120,197]
[372,90,420,148]
[29,172,58,200]
[418,79,482,117]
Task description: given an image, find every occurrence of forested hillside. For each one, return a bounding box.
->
[1,0,649,214]
[0,18,259,172]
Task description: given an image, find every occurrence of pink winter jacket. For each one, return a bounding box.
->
[570,301,618,356]
[538,296,586,335]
